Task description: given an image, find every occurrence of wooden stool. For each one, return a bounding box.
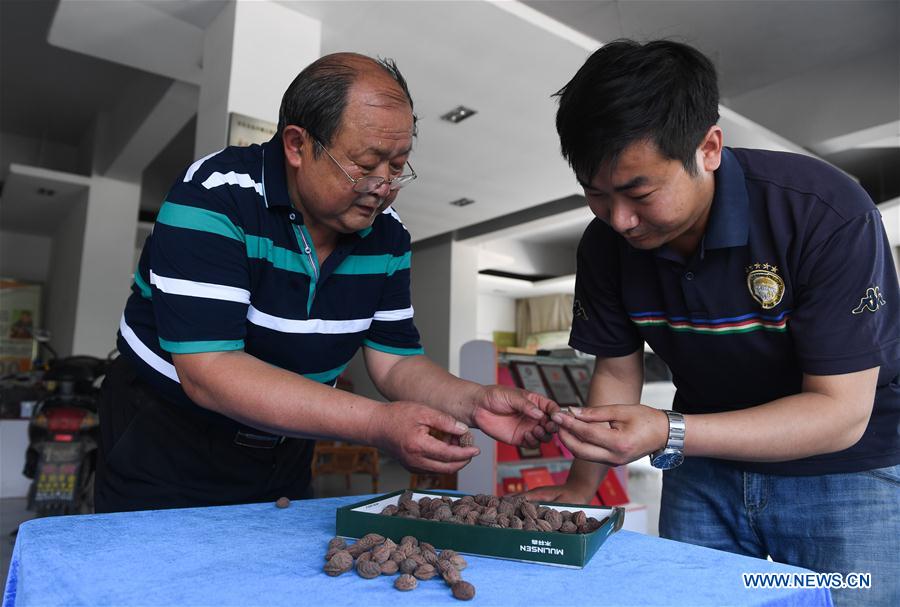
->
[409,472,456,491]
[311,441,380,493]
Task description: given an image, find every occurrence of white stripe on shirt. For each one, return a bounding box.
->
[119,315,181,383]
[382,207,407,231]
[184,149,224,183]
[150,271,251,304]
[373,307,415,321]
[202,171,263,196]
[247,306,373,334]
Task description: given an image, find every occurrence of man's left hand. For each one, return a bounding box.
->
[472,386,560,447]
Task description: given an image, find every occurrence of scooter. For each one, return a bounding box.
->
[22,352,108,516]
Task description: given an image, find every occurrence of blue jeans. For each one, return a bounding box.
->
[659,458,900,607]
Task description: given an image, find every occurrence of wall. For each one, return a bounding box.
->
[194,0,235,158]
[0,420,30,498]
[478,240,575,278]
[140,117,195,215]
[71,176,140,356]
[447,241,478,376]
[0,230,52,284]
[476,293,516,342]
[879,198,900,274]
[406,235,480,376]
[1,133,85,343]
[195,1,321,156]
[44,191,88,357]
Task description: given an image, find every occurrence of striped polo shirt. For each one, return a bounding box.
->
[118,135,423,417]
[570,147,900,475]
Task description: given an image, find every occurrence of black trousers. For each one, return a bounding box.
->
[95,356,314,513]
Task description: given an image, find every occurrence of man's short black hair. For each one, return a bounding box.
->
[277,54,417,158]
[555,39,719,182]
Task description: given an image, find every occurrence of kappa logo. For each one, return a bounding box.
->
[852,286,886,314]
[573,299,588,321]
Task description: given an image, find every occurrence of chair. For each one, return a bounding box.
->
[409,472,456,491]
[311,441,379,493]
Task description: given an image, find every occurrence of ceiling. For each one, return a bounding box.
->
[527,1,899,100]
[0,164,90,235]
[1,0,897,297]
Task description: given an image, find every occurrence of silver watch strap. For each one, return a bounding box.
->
[663,410,685,451]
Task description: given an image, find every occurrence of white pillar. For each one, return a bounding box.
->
[70,176,141,357]
[195,1,322,156]
[410,236,453,370]
[410,236,480,375]
[448,241,479,376]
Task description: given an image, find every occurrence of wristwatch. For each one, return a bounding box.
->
[650,410,685,470]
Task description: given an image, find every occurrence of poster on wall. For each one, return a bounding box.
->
[0,280,41,374]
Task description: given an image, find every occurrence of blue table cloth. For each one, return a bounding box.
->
[4,495,831,606]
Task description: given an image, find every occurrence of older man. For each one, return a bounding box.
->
[97,53,556,513]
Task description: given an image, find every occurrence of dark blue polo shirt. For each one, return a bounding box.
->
[570,147,900,475]
[118,135,423,420]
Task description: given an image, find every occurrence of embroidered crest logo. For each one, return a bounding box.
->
[745,263,785,310]
[851,286,886,314]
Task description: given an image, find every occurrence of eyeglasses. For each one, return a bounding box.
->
[312,136,417,194]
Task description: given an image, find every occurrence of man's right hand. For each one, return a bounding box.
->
[366,401,480,474]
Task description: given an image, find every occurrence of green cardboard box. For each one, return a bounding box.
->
[335,489,625,568]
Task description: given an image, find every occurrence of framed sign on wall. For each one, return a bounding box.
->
[565,365,592,404]
[540,364,582,407]
[227,113,277,147]
[509,362,549,398]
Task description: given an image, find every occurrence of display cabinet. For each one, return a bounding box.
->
[457,339,675,533]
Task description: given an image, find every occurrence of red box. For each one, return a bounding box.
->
[520,466,555,490]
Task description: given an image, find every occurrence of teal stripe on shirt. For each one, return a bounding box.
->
[363,339,424,356]
[134,269,152,299]
[158,204,310,277]
[245,235,311,276]
[158,338,245,354]
[335,252,411,276]
[303,362,349,384]
[157,202,245,241]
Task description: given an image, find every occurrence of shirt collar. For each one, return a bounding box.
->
[261,134,292,209]
[260,134,372,239]
[703,146,749,250]
[652,147,749,263]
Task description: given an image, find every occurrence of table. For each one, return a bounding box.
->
[4,495,832,606]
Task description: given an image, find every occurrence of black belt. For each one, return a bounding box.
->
[233,431,286,449]
[115,357,288,450]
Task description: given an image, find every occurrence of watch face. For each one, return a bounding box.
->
[651,450,684,470]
